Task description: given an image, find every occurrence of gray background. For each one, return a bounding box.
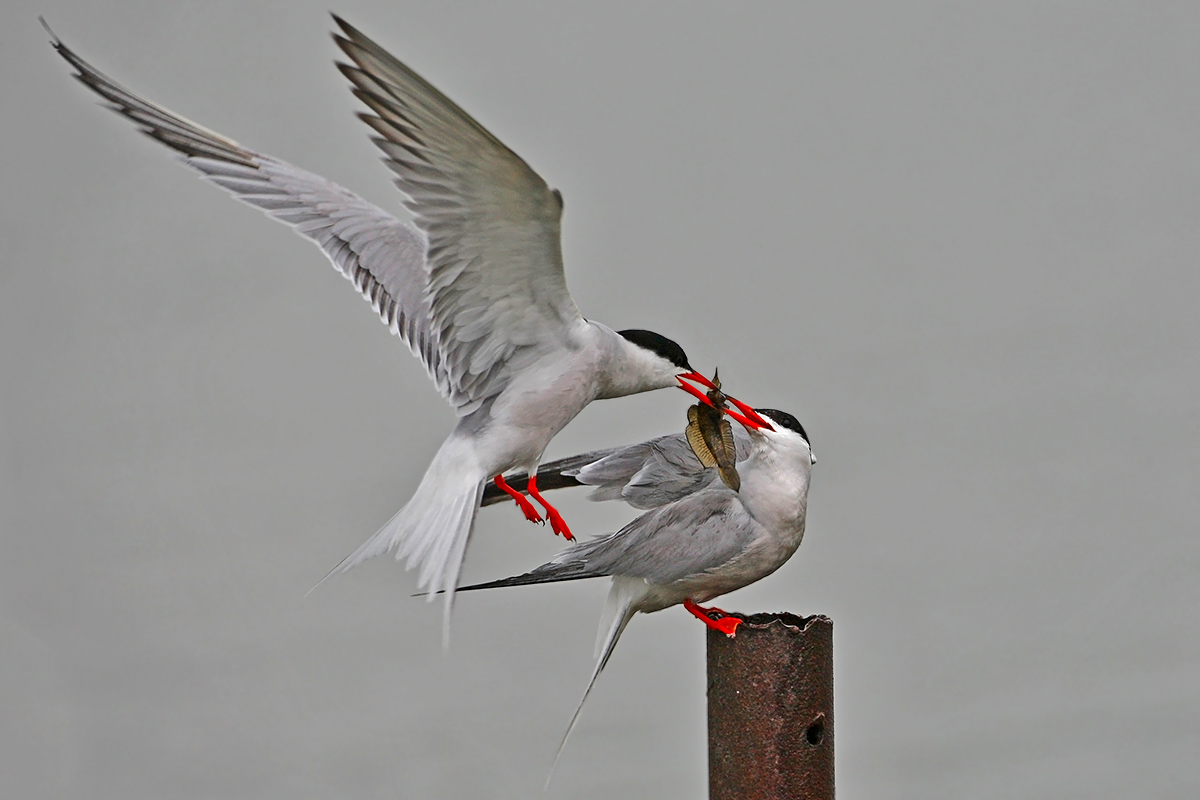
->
[3,1,1198,798]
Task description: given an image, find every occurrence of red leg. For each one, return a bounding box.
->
[493,475,543,524]
[526,476,574,541]
[684,598,741,637]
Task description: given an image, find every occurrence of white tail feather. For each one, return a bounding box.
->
[313,435,486,635]
[546,576,645,788]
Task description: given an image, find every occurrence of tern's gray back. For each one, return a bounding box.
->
[568,488,758,584]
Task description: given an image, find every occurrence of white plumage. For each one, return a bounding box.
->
[47,17,717,636]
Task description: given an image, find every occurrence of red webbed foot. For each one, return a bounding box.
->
[526,476,575,541]
[544,507,574,541]
[684,598,742,637]
[492,475,543,524]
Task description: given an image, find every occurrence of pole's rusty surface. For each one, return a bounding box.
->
[707,613,834,800]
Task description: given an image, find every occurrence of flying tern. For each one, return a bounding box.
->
[46,18,722,624]
[466,405,815,760]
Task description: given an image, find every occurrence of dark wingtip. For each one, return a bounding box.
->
[39,16,60,46]
[334,60,359,83]
[330,13,368,48]
[329,13,355,54]
[41,19,88,84]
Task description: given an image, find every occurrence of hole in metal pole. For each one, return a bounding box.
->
[805,714,825,746]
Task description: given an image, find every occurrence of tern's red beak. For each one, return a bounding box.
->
[722,396,775,431]
[727,396,773,430]
[679,370,718,391]
[677,375,715,407]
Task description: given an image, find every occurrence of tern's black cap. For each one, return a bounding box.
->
[756,409,810,444]
[617,329,691,370]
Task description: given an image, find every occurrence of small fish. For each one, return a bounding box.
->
[685,369,740,491]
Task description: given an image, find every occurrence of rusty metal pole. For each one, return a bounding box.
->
[707,613,834,800]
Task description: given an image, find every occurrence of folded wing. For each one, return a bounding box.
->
[465,487,756,592]
[481,429,752,510]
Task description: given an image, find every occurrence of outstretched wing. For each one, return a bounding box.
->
[333,16,584,413]
[47,25,460,401]
[481,429,752,510]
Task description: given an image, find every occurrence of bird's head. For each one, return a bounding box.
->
[616,329,711,391]
[729,406,815,467]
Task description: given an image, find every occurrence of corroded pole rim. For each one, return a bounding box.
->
[718,611,830,633]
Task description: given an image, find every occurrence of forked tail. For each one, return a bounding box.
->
[314,436,486,638]
[546,576,643,787]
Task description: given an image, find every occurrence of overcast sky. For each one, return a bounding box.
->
[3,2,1199,798]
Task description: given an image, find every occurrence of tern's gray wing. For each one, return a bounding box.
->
[581,435,726,509]
[575,489,756,583]
[479,448,608,506]
[48,28,456,400]
[481,429,753,510]
[463,489,757,592]
[334,17,584,414]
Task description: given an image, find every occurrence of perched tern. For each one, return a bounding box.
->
[465,406,815,760]
[45,18,719,624]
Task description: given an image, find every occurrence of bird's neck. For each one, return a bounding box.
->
[740,445,810,530]
[590,324,676,400]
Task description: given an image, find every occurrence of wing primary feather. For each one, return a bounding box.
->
[44,23,473,407]
[427,563,603,594]
[330,13,584,411]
